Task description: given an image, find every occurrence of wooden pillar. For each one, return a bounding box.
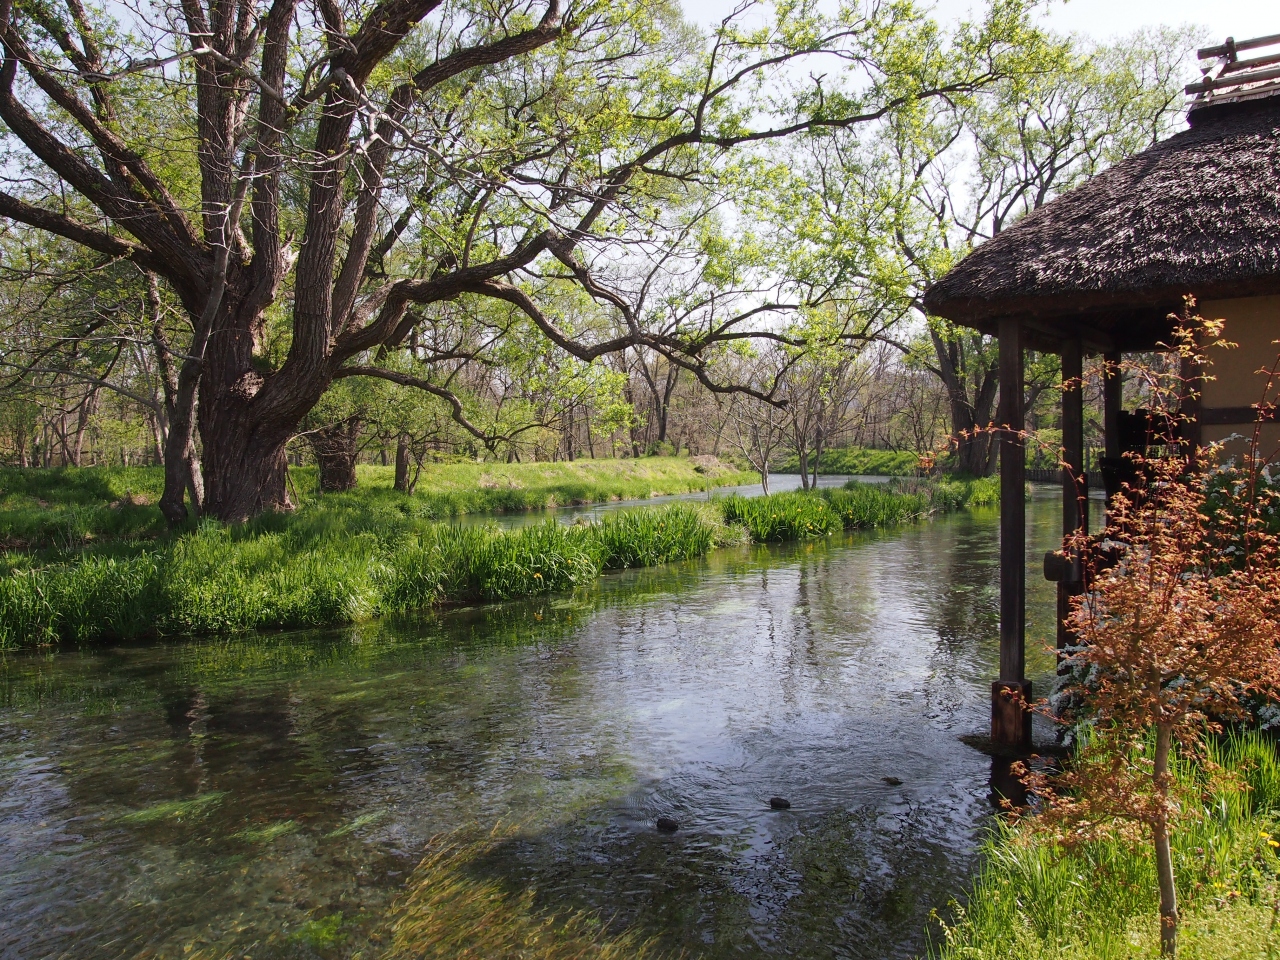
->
[993,317,1031,753]
[1058,338,1086,661]
[1103,351,1122,459]
[1102,351,1123,524]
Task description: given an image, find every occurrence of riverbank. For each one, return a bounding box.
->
[934,730,1280,960]
[0,456,755,550]
[0,477,996,648]
[774,446,921,476]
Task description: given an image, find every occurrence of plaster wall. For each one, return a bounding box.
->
[1199,294,1280,462]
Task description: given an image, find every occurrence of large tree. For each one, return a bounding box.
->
[0,0,1038,520]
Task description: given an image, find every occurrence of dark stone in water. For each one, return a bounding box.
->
[768,796,791,810]
[656,816,679,832]
[882,776,903,786]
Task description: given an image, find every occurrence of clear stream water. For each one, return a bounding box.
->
[0,484,1072,960]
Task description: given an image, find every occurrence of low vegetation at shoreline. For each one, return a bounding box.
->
[720,477,996,542]
[0,477,995,649]
[774,446,922,476]
[934,731,1280,960]
[0,457,754,551]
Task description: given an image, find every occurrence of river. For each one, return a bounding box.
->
[0,484,1070,960]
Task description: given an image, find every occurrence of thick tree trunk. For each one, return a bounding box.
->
[309,419,361,492]
[201,409,294,520]
[955,431,996,476]
[930,327,999,477]
[191,265,323,522]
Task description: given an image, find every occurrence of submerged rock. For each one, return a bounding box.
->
[656,816,680,832]
[881,776,903,786]
[768,797,791,810]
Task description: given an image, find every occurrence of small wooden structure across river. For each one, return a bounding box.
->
[924,33,1280,752]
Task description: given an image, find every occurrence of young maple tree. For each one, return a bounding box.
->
[1029,327,1280,957]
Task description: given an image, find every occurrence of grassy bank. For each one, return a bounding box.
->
[0,456,753,550]
[0,477,996,649]
[934,731,1280,959]
[774,446,922,476]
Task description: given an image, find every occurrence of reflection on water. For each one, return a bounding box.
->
[0,490,1064,960]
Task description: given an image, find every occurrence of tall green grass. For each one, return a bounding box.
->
[0,504,734,647]
[716,477,994,543]
[719,492,843,541]
[933,731,1280,960]
[0,479,988,648]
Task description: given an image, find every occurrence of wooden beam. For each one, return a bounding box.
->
[993,317,1032,754]
[1199,33,1280,60]
[1101,350,1124,526]
[1198,405,1275,425]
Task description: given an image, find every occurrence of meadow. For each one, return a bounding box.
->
[0,475,996,649]
[0,456,755,551]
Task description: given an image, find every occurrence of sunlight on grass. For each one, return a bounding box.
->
[933,731,1280,960]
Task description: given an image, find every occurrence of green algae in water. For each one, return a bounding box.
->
[117,791,227,824]
[325,811,387,839]
[290,912,348,948]
[233,819,299,843]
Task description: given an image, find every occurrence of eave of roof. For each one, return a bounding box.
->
[922,95,1280,345]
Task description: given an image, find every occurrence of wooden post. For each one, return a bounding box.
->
[1058,338,1086,663]
[1103,351,1122,459]
[1102,351,1123,524]
[993,317,1031,753]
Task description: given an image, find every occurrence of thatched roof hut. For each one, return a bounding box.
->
[924,71,1280,352]
[925,33,1280,754]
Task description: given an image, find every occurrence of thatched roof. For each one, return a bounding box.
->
[922,96,1280,350]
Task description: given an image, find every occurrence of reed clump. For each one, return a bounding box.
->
[716,477,994,543]
[718,492,843,541]
[932,731,1280,960]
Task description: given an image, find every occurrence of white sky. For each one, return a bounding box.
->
[680,0,1275,46]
